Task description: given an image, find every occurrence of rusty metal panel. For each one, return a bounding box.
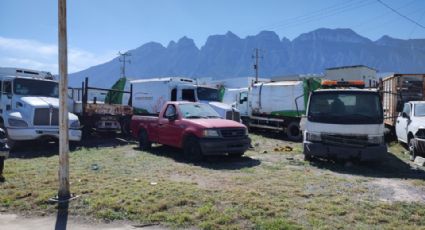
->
[84,103,133,116]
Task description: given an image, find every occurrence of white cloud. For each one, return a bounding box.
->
[0,36,115,74]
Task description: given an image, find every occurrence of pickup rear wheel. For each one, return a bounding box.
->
[183,136,203,162]
[0,123,17,151]
[139,129,151,151]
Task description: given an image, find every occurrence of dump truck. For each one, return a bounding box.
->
[381,74,425,130]
[68,77,133,136]
[303,80,387,161]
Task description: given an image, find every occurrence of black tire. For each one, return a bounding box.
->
[138,129,151,151]
[0,122,18,151]
[120,117,131,136]
[408,138,417,161]
[183,136,203,162]
[229,152,244,158]
[304,152,312,161]
[286,121,302,142]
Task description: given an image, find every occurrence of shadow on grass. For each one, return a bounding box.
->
[308,151,425,180]
[55,201,69,230]
[135,145,261,170]
[249,128,301,142]
[8,134,136,159]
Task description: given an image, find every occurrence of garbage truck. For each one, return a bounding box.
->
[131,77,240,121]
[221,78,321,141]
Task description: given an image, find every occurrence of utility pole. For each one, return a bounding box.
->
[252,48,263,83]
[58,0,70,200]
[118,51,131,78]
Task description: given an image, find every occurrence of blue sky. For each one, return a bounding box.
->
[1,0,424,74]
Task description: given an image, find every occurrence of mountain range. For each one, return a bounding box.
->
[69,28,425,88]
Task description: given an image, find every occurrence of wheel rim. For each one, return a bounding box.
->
[409,140,415,158]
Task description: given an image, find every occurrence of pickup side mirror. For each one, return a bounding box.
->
[402,112,410,119]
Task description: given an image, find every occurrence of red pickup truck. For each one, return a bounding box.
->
[131,101,251,161]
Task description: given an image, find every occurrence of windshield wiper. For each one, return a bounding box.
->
[207,115,221,118]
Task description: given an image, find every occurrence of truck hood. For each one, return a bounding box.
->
[20,96,59,108]
[188,118,246,129]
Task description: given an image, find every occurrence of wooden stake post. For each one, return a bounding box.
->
[58,0,70,200]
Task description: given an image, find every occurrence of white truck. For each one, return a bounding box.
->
[221,78,321,141]
[395,101,425,161]
[131,77,240,121]
[302,80,387,161]
[0,67,82,149]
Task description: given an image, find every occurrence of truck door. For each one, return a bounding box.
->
[158,104,183,147]
[238,91,248,116]
[2,81,12,113]
[396,103,411,142]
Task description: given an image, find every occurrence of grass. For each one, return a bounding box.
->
[1,134,425,229]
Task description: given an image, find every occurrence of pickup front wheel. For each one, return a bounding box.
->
[183,136,203,162]
[408,138,417,161]
[139,129,151,151]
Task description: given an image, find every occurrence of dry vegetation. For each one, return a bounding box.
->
[1,133,425,229]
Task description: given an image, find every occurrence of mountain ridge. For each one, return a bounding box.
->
[69,28,425,88]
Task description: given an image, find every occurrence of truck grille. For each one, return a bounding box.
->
[220,128,245,138]
[34,108,59,126]
[321,134,368,147]
[226,111,240,122]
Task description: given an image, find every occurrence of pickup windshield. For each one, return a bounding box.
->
[14,78,59,97]
[197,87,220,101]
[414,104,425,116]
[308,91,383,124]
[180,103,221,119]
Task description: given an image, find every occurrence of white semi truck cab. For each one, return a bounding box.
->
[0,68,82,148]
[303,80,387,161]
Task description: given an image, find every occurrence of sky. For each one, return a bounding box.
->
[1,0,425,74]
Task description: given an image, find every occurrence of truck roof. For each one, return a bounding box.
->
[130,77,195,84]
[0,73,58,82]
[315,88,379,93]
[408,101,425,104]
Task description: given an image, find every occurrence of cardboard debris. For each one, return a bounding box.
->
[414,156,425,167]
[273,146,293,152]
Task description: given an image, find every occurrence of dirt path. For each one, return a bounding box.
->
[0,214,165,230]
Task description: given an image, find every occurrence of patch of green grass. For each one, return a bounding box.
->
[1,138,425,229]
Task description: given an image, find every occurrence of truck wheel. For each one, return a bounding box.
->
[229,152,244,158]
[0,123,17,151]
[286,121,302,142]
[304,153,312,161]
[408,138,417,161]
[183,136,203,162]
[139,129,151,151]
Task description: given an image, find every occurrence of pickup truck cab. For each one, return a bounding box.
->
[396,101,425,160]
[131,101,251,161]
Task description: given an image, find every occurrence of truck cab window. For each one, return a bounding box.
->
[403,103,411,116]
[3,81,11,94]
[182,89,195,102]
[164,105,177,118]
[171,88,177,101]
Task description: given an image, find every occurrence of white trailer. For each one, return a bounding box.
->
[0,67,82,149]
[131,77,240,121]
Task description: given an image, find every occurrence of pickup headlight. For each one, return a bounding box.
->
[8,118,28,127]
[368,135,384,145]
[69,120,80,129]
[202,129,220,137]
[306,132,321,142]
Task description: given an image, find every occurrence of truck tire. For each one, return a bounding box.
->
[286,121,302,142]
[0,123,18,151]
[139,129,151,151]
[183,136,203,162]
[229,152,244,158]
[408,138,417,161]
